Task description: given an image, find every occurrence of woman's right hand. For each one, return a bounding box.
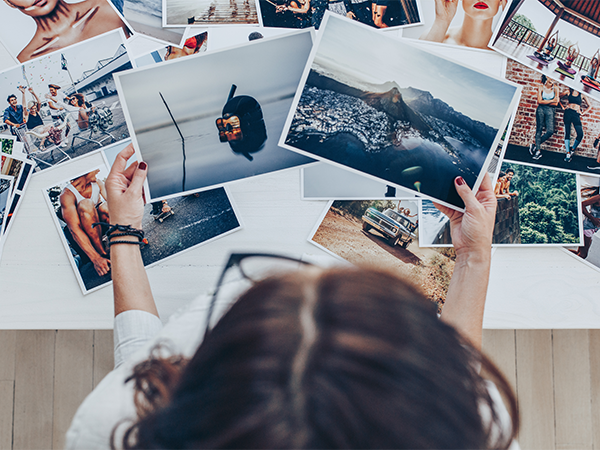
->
[435,174,497,258]
[433,0,459,25]
[105,144,147,229]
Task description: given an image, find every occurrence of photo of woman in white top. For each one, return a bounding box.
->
[529,75,559,160]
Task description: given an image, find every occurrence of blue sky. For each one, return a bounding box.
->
[315,14,519,128]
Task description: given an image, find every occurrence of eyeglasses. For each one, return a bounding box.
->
[203,253,313,338]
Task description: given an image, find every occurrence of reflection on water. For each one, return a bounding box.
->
[138,98,312,199]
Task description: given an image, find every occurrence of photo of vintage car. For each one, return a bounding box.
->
[362,207,417,248]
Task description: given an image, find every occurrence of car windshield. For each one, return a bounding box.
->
[383,210,412,229]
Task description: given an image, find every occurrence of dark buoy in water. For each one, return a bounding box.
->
[216,84,267,161]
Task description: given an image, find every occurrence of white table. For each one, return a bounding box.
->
[1,150,599,329]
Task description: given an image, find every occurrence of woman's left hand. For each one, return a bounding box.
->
[105,144,147,229]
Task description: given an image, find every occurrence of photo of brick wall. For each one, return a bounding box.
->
[504,59,600,175]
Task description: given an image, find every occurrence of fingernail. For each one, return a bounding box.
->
[139,162,147,171]
[455,176,465,186]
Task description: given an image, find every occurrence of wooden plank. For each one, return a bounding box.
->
[0,380,14,450]
[515,329,555,449]
[482,329,517,391]
[13,330,55,450]
[0,330,16,380]
[93,330,114,388]
[589,330,600,449]
[482,329,517,419]
[52,330,94,450]
[553,330,593,450]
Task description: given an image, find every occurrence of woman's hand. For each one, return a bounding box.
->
[435,174,497,258]
[433,0,459,26]
[105,144,147,229]
[437,174,497,349]
[420,0,458,42]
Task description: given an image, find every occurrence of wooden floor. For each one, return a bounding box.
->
[0,329,599,449]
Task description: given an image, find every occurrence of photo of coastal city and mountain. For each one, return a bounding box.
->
[283,14,521,210]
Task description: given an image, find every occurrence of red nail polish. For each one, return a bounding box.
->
[456,176,465,186]
[139,162,147,170]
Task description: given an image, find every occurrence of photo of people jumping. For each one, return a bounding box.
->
[0,31,132,172]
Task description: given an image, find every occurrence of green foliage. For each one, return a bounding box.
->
[501,163,580,244]
[520,225,548,244]
[333,200,398,219]
[513,14,536,32]
[1,138,13,155]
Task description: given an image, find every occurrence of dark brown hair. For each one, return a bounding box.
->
[116,267,518,449]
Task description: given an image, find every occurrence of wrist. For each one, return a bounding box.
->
[454,249,491,269]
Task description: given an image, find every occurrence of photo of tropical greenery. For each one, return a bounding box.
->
[495,161,581,245]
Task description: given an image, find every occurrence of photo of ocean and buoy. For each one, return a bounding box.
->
[115,31,315,201]
[282,14,521,210]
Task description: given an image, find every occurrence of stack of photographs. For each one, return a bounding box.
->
[1,0,600,296]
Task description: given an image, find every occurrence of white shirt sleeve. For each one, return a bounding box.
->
[113,310,163,369]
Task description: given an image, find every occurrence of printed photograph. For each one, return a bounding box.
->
[568,174,600,270]
[0,0,130,63]
[0,41,17,71]
[490,0,600,103]
[164,0,259,26]
[310,199,455,309]
[134,32,208,67]
[121,0,185,44]
[282,14,520,210]
[1,153,26,179]
[260,0,420,30]
[116,31,315,201]
[44,160,242,294]
[0,135,15,155]
[302,119,513,200]
[302,163,410,199]
[0,30,132,172]
[403,0,507,50]
[0,158,33,240]
[0,175,14,235]
[205,27,295,53]
[420,161,582,246]
[504,60,600,175]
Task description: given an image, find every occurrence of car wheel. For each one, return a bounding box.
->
[362,222,371,231]
[389,236,399,246]
[401,239,411,249]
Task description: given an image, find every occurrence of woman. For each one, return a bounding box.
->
[529,75,559,160]
[164,32,208,61]
[420,0,508,49]
[67,93,92,131]
[66,146,518,449]
[577,187,600,259]
[560,88,591,162]
[3,0,129,62]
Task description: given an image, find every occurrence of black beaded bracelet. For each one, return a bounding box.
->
[107,239,144,247]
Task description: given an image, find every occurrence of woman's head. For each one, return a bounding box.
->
[120,267,517,449]
[27,101,38,113]
[70,93,85,107]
